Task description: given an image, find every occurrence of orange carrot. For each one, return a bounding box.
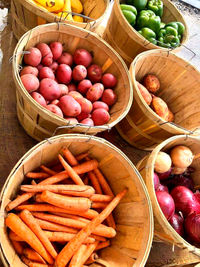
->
[9,230,24,241]
[91,194,113,202]
[40,165,57,176]
[36,218,78,234]
[93,169,114,197]
[21,256,49,267]
[55,188,127,267]
[35,194,43,203]
[40,191,91,212]
[73,159,98,174]
[11,240,24,254]
[6,192,35,212]
[92,202,107,209]
[20,209,57,259]
[26,172,50,179]
[88,171,102,194]
[76,152,89,161]
[62,147,78,166]
[75,242,99,267]
[16,204,98,219]
[32,212,116,238]
[85,252,99,264]
[59,155,84,185]
[106,214,116,229]
[95,240,110,251]
[44,231,95,243]
[21,184,95,197]
[6,213,53,264]
[69,244,87,267]
[83,177,89,185]
[23,248,46,264]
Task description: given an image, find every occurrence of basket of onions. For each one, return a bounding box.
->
[137,135,200,258]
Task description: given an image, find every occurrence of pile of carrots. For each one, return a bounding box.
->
[5,147,127,267]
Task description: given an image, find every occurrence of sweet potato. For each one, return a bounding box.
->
[39,78,61,101]
[77,79,92,95]
[72,65,87,81]
[73,49,92,67]
[86,83,104,102]
[102,73,117,88]
[59,84,68,96]
[21,74,40,93]
[92,108,110,126]
[50,42,63,60]
[31,92,47,107]
[101,89,117,106]
[93,101,109,112]
[20,66,38,77]
[88,65,102,83]
[46,104,64,118]
[59,95,81,117]
[24,47,42,67]
[136,82,152,106]
[143,74,160,93]
[39,67,55,80]
[57,52,73,66]
[151,95,169,121]
[76,98,92,114]
[56,64,72,84]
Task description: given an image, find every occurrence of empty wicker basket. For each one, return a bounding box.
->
[0,134,153,267]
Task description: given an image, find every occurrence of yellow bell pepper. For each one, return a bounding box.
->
[73,15,83,22]
[34,0,64,12]
[71,0,83,14]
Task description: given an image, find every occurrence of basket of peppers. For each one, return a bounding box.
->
[103,0,188,66]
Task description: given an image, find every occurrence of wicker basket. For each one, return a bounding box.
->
[11,0,110,40]
[0,134,153,267]
[116,49,200,151]
[103,0,188,66]
[12,23,133,141]
[137,135,200,261]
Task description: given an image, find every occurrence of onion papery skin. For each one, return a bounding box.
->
[156,191,175,220]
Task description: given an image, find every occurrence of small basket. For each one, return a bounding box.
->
[11,0,110,40]
[0,134,153,267]
[103,0,188,66]
[137,135,200,261]
[12,23,133,141]
[116,49,200,150]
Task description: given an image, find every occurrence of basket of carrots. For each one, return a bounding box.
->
[11,0,110,40]
[0,134,153,266]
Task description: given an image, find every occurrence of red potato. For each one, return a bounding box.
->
[101,89,117,106]
[59,95,81,117]
[59,84,68,96]
[68,83,77,92]
[42,55,53,66]
[102,73,117,88]
[39,78,61,101]
[72,65,87,81]
[76,98,92,114]
[20,66,38,77]
[37,64,43,71]
[86,83,104,102]
[51,99,59,105]
[77,79,92,94]
[39,67,55,80]
[46,104,64,118]
[50,42,63,60]
[80,118,94,126]
[49,62,59,73]
[36,43,53,66]
[68,91,83,101]
[92,108,110,125]
[56,64,72,84]
[65,118,78,124]
[73,49,92,67]
[87,64,102,83]
[31,92,47,107]
[77,112,91,122]
[21,74,40,93]
[57,52,73,66]
[93,101,109,112]
[24,47,42,67]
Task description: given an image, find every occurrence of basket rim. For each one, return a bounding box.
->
[13,22,133,132]
[0,133,154,267]
[14,0,110,27]
[146,134,200,255]
[129,48,200,135]
[115,0,188,50]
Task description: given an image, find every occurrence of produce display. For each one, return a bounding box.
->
[20,42,118,126]
[5,147,127,266]
[30,0,85,22]
[120,0,185,48]
[153,145,200,245]
[136,74,174,122]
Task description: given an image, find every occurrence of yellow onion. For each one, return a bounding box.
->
[170,146,193,168]
[171,166,187,175]
[154,152,172,173]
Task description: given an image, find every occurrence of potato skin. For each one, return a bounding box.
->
[151,95,169,121]
[59,95,81,117]
[46,104,64,118]
[24,47,42,67]
[57,52,73,66]
[39,78,61,101]
[56,64,72,84]
[93,101,109,112]
[65,117,78,124]
[77,79,92,95]
[136,82,152,106]
[92,108,110,126]
[31,92,46,107]
[39,67,55,80]
[143,74,160,93]
[87,65,102,83]
[80,118,94,126]
[76,98,92,114]
[50,42,63,60]
[72,65,87,81]
[21,74,40,93]
[68,83,77,92]
[49,62,59,73]
[59,84,68,96]
[20,66,39,77]
[68,91,83,101]
[36,43,53,66]
[101,89,117,106]
[73,49,92,67]
[86,83,104,102]
[102,73,117,88]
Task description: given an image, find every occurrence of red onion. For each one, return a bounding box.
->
[154,173,160,190]
[171,186,200,217]
[157,168,172,180]
[162,175,194,192]
[169,213,184,237]
[156,184,169,193]
[185,213,200,243]
[156,191,175,220]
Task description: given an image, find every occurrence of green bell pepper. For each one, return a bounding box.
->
[137,10,161,34]
[138,27,157,45]
[120,4,137,26]
[166,21,185,37]
[158,26,180,48]
[126,0,147,11]
[147,0,163,17]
